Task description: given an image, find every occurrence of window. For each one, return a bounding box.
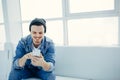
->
[21,0,120,47]
[69,0,114,13]
[20,0,62,21]
[0,0,3,23]
[22,23,30,37]
[68,17,118,46]
[22,20,64,46]
[20,0,63,46]
[0,25,6,50]
[0,0,6,50]
[45,20,63,46]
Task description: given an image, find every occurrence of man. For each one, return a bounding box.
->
[9,18,55,80]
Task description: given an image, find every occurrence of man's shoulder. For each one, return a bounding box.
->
[44,36,53,43]
[20,35,32,44]
[43,36,55,48]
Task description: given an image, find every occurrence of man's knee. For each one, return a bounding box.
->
[38,71,56,80]
[8,69,22,80]
[47,73,56,80]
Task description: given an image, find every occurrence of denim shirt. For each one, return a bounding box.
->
[13,35,55,72]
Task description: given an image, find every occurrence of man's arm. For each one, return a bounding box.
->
[18,53,32,67]
[31,41,55,71]
[13,39,28,69]
[31,54,53,71]
[42,41,55,71]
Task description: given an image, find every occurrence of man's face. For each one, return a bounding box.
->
[30,25,45,46]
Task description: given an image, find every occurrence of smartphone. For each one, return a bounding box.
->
[32,49,41,57]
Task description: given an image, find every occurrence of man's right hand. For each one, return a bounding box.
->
[23,52,33,59]
[18,52,33,67]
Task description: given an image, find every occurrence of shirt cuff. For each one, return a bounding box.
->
[38,62,54,71]
[47,62,54,71]
[13,59,24,69]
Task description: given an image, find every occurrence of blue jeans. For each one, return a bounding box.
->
[8,67,55,80]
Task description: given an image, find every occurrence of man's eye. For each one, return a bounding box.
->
[33,32,36,34]
[39,32,43,34]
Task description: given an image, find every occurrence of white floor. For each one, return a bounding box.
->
[56,76,87,80]
[22,76,87,80]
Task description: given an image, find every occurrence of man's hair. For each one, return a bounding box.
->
[29,18,46,33]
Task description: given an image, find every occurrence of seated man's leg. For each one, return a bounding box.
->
[8,67,32,80]
[36,70,56,80]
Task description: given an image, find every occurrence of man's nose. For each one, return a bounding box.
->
[36,33,40,37]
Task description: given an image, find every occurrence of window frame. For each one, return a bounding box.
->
[20,0,120,47]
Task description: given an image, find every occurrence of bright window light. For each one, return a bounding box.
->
[0,0,5,50]
[22,23,30,37]
[20,0,62,20]
[45,20,63,46]
[0,0,3,23]
[69,0,114,13]
[68,17,118,46]
[0,25,6,50]
[22,20,63,46]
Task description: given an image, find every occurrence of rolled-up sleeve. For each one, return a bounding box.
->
[13,59,24,69]
[44,42,55,71]
[47,62,54,71]
[13,39,26,69]
[38,62,54,71]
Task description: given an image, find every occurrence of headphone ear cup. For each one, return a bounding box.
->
[41,19,46,33]
[41,19,46,24]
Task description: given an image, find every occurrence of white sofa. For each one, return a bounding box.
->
[22,76,86,80]
[2,43,88,80]
[2,43,120,80]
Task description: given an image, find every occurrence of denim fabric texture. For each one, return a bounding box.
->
[9,35,55,80]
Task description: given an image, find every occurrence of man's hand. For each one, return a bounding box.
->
[31,54,51,71]
[23,52,33,59]
[18,52,32,67]
[31,54,45,66]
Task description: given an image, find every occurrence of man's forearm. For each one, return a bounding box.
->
[41,61,51,71]
[41,61,55,71]
[18,56,27,67]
